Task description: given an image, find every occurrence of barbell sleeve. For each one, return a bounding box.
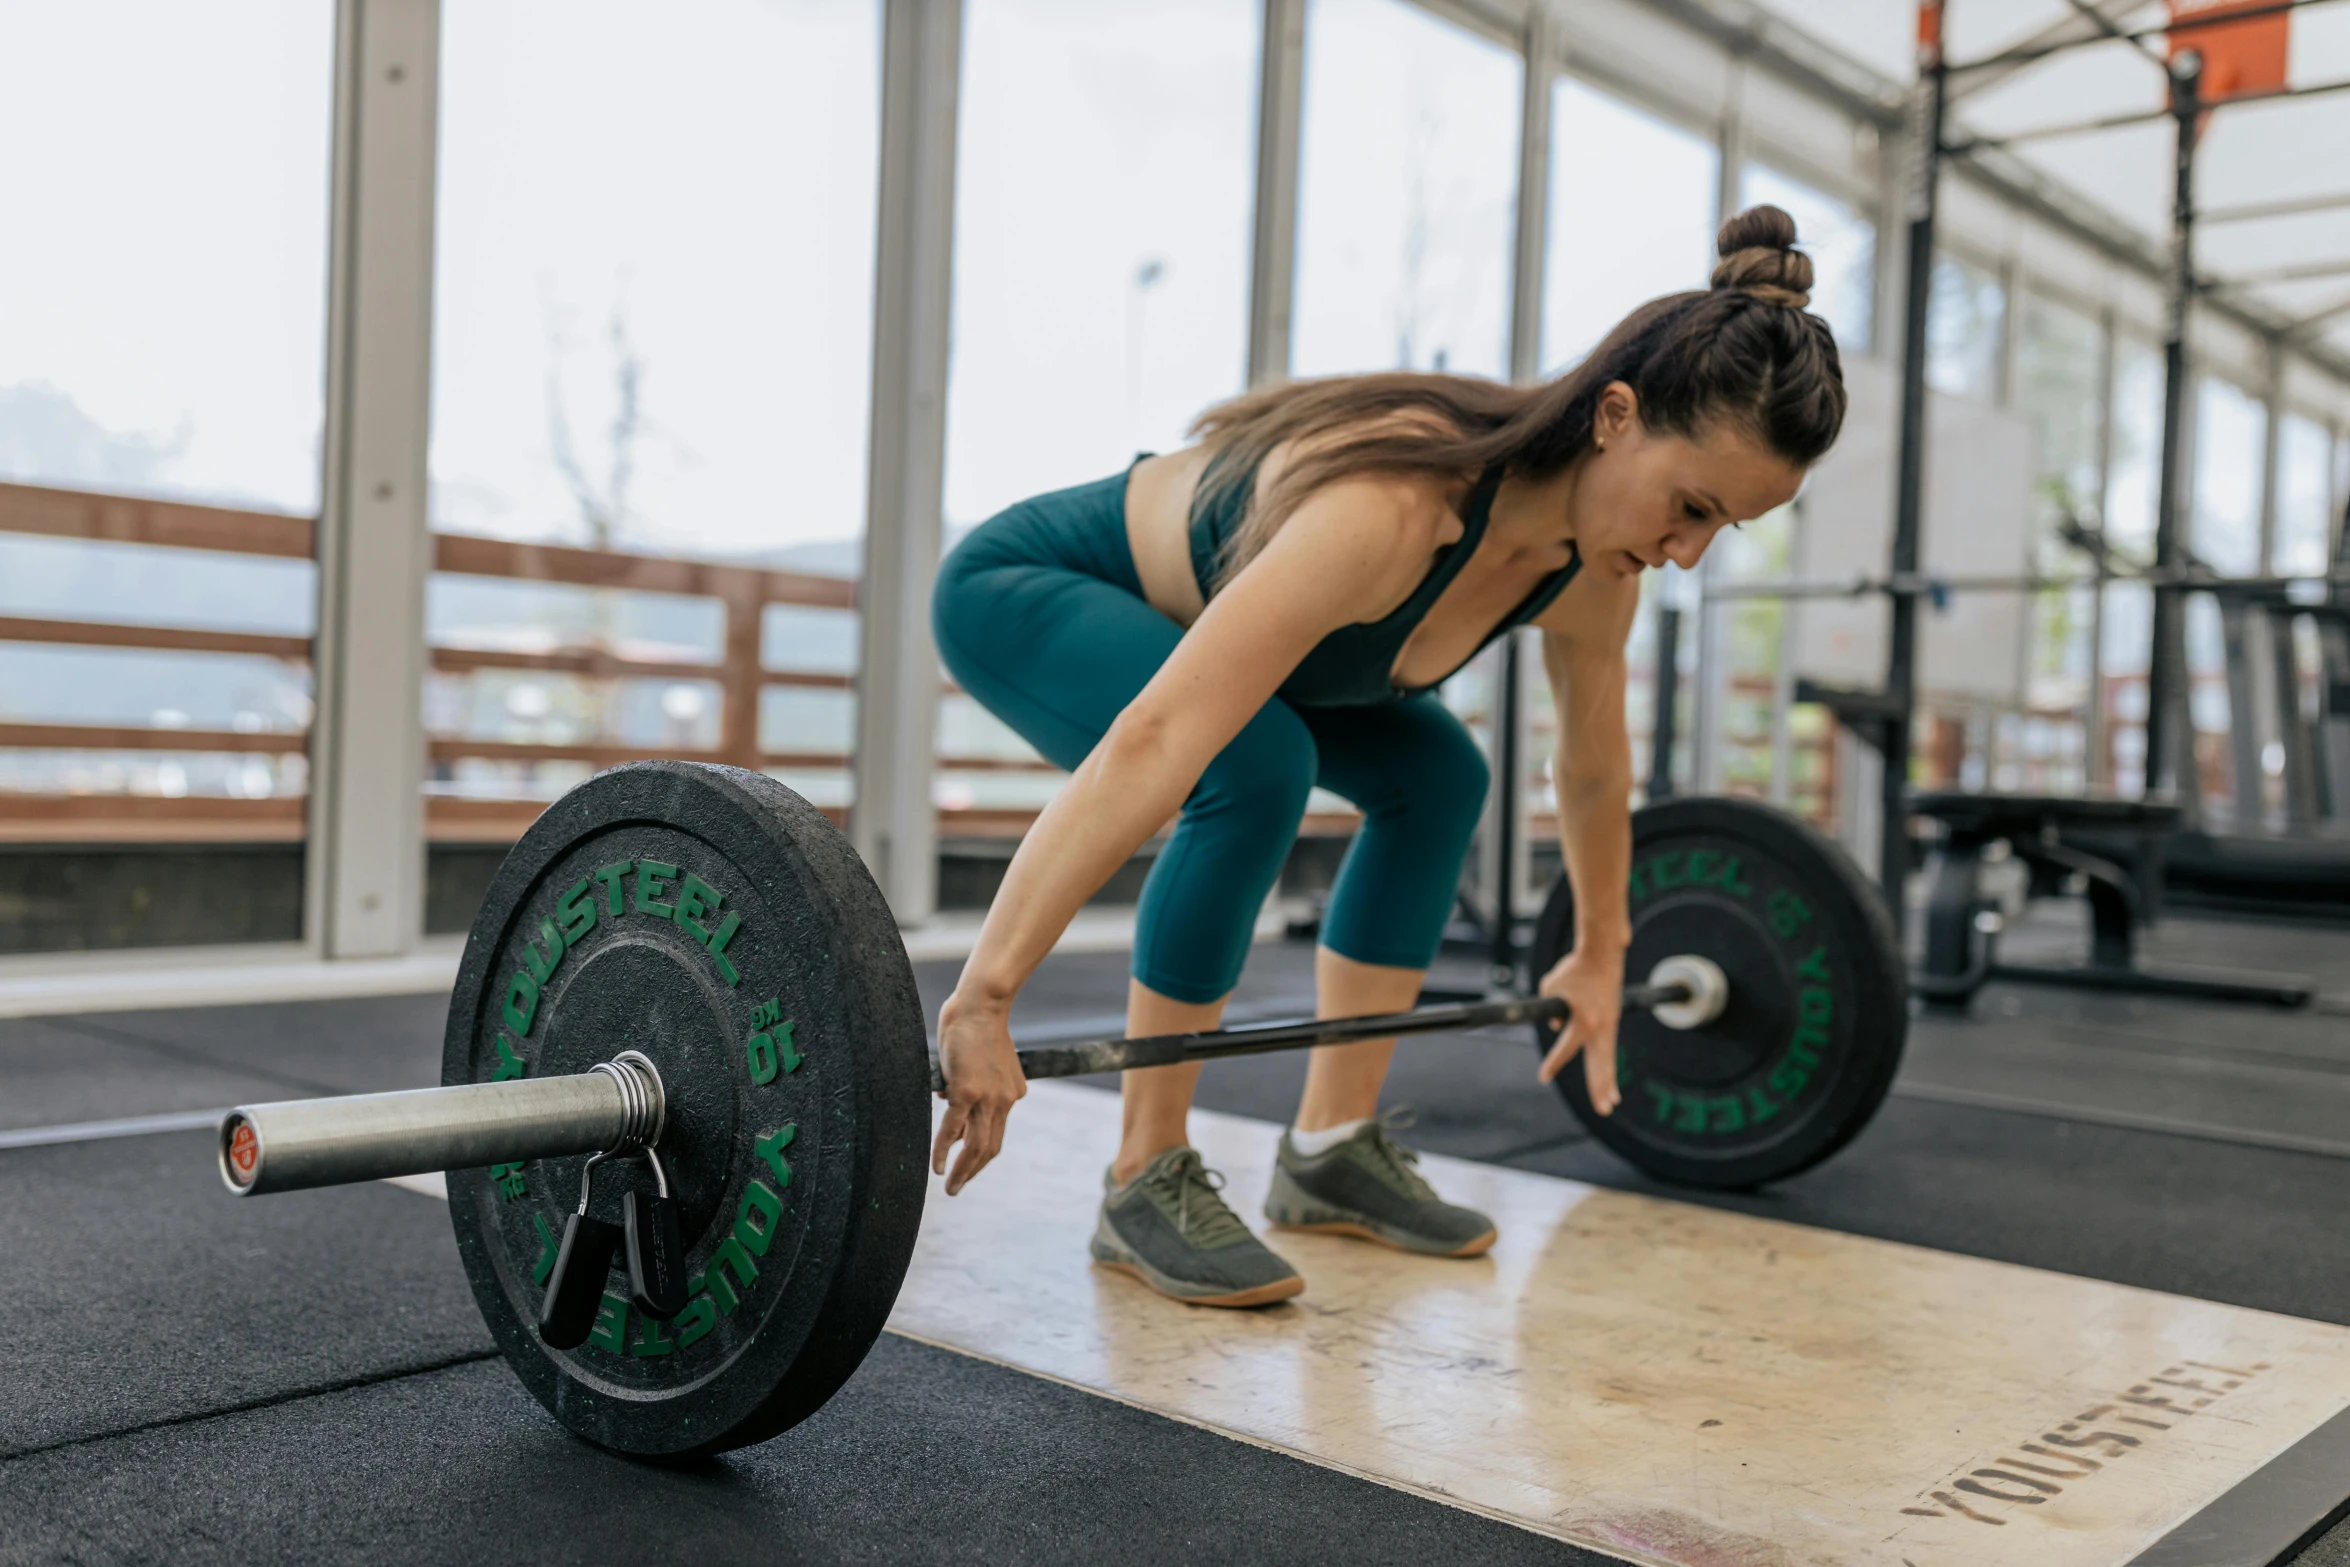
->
[219,1052,665,1197]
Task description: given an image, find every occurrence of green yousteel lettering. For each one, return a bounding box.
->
[1796,945,1832,983]
[1645,1083,1675,1123]
[705,1238,759,1315]
[1707,1095,1745,1134]
[1716,855,1754,896]
[634,860,679,918]
[523,916,566,986]
[555,877,598,944]
[1627,864,1650,903]
[705,910,743,987]
[590,1292,629,1355]
[674,873,721,943]
[735,1180,784,1257]
[1745,1084,1784,1123]
[756,1125,797,1188]
[632,1312,674,1357]
[490,1033,526,1082]
[1649,851,1685,890]
[1687,849,1719,887]
[593,861,633,917]
[775,1019,801,1073]
[674,1293,716,1349]
[503,970,540,1038]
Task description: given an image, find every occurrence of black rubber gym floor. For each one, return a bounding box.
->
[4,904,2349,1565]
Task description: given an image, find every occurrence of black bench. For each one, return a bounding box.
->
[1909,791,2312,1010]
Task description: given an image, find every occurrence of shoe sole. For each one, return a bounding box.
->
[1273,1219,1498,1258]
[1091,1257,1305,1308]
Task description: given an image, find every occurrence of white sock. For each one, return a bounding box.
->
[1288,1117,1372,1157]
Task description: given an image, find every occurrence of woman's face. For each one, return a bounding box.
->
[1571,383,1808,582]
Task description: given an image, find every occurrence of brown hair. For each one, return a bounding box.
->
[1191,204,1846,591]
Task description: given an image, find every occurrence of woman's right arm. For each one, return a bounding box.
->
[931,477,1432,1193]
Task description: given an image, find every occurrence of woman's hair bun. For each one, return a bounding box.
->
[1711,204,1812,309]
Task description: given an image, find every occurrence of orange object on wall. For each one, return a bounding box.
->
[2167,0,2291,103]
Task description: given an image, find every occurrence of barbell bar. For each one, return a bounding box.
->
[222,963,1722,1198]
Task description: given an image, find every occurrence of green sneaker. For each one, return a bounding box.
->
[1090,1147,1305,1308]
[1265,1111,1497,1257]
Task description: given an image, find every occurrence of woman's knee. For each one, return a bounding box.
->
[1192,707,1319,834]
[1379,717,1489,847]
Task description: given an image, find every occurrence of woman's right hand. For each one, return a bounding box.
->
[932,992,1028,1195]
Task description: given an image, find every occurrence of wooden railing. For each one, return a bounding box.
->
[0,480,1063,844]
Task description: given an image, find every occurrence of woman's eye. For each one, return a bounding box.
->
[1681,501,1707,522]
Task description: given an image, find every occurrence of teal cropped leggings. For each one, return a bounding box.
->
[932,469,1488,1005]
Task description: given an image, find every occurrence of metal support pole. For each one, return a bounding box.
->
[1246,0,1306,387]
[853,0,963,925]
[1881,6,1947,914]
[1649,603,1683,802]
[310,0,441,958]
[2144,50,2202,806]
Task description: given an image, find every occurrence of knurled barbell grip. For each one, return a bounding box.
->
[219,1055,664,1197]
[928,981,1690,1095]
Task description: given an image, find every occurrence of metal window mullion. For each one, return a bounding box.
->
[2085,302,2118,789]
[2257,340,2286,571]
[308,0,440,960]
[1479,4,1556,934]
[1690,59,1746,797]
[852,0,962,926]
[1247,0,1307,386]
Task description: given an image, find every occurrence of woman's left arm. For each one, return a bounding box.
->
[1530,570,1642,1114]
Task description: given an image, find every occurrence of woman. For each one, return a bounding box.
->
[928,206,1845,1307]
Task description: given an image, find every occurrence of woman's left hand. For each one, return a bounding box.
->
[1535,943,1625,1115]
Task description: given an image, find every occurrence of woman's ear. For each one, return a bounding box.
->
[1592,381,1640,449]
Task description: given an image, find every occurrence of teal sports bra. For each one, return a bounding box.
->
[1186,453,1582,707]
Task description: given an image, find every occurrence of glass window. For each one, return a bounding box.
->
[2104,337,2164,562]
[2013,293,2107,538]
[0,3,333,953]
[2100,337,2164,795]
[1925,255,2006,402]
[2273,413,2335,576]
[1740,165,1876,355]
[2191,378,2266,577]
[426,0,879,925]
[1534,78,1717,830]
[2010,294,2107,766]
[944,0,1255,527]
[1291,0,1521,379]
[1542,79,1719,373]
[935,0,1257,851]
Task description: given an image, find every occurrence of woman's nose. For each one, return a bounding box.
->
[1661,531,1707,570]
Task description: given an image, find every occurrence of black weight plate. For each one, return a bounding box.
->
[1529,796,1906,1189]
[442,761,929,1458]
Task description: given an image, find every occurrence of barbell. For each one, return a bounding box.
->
[215,761,1906,1457]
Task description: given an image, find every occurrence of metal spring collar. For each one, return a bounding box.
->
[590,1049,667,1155]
